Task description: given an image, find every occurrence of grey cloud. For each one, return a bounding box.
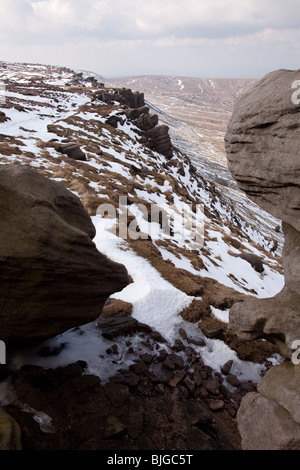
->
[0,0,300,78]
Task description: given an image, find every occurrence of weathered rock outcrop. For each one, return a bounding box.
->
[144,124,173,159]
[225,69,300,232]
[124,105,173,158]
[0,165,129,344]
[225,69,300,449]
[237,362,300,450]
[93,87,173,158]
[93,88,145,109]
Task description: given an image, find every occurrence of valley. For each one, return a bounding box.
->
[108,75,257,188]
[0,62,284,451]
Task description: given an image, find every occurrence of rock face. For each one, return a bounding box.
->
[145,125,173,159]
[237,363,300,450]
[225,69,300,449]
[0,165,129,344]
[93,88,173,159]
[225,68,300,232]
[124,105,173,159]
[93,88,145,108]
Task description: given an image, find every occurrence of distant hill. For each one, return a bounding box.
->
[107,75,257,176]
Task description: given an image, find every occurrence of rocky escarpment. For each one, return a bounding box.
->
[93,88,173,159]
[225,68,300,449]
[93,87,145,109]
[0,164,129,344]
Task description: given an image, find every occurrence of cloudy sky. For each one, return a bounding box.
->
[0,0,300,78]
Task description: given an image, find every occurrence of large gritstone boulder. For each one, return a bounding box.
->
[225,69,300,450]
[0,165,129,344]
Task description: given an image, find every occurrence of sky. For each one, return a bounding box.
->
[0,0,300,79]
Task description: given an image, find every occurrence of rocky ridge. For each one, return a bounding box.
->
[0,62,286,450]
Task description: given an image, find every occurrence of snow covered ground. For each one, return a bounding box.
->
[6,214,282,387]
[0,62,285,392]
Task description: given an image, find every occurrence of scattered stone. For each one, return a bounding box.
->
[129,362,148,375]
[187,337,206,347]
[157,349,168,362]
[183,376,195,394]
[199,387,209,399]
[221,360,233,376]
[226,374,241,388]
[139,353,155,365]
[190,369,200,388]
[169,370,186,388]
[209,400,225,412]
[205,379,220,395]
[178,328,188,341]
[111,370,140,387]
[141,340,155,351]
[151,363,174,385]
[102,299,133,318]
[172,339,185,352]
[55,142,87,161]
[201,328,223,339]
[163,356,175,370]
[103,416,126,439]
[150,330,167,343]
[97,315,152,340]
[170,353,185,370]
[238,253,264,273]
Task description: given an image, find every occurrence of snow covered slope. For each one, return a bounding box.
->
[0,62,284,384]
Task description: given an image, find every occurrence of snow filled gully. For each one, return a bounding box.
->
[2,215,277,395]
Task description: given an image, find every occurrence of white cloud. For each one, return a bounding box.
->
[0,0,300,77]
